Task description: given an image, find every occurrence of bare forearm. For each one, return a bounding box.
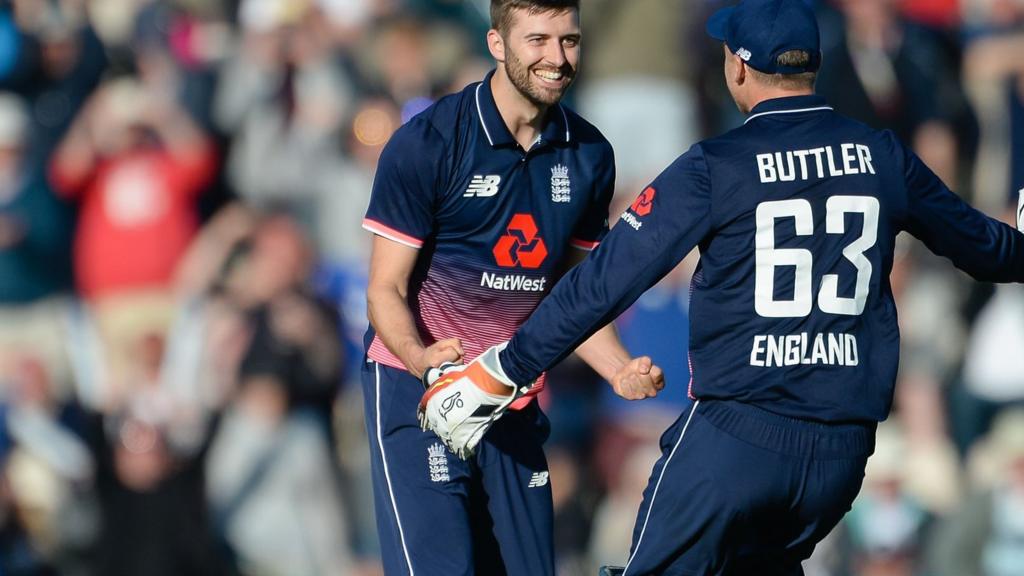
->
[574,323,665,400]
[150,104,211,161]
[367,285,428,376]
[52,121,97,191]
[573,323,631,382]
[367,236,462,377]
[302,318,343,381]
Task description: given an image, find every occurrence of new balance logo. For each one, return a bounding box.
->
[464,175,502,197]
[528,471,549,488]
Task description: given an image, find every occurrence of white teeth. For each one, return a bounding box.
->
[535,70,563,81]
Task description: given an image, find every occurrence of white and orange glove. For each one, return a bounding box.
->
[417,343,531,459]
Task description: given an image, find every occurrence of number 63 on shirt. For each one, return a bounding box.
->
[754,196,880,318]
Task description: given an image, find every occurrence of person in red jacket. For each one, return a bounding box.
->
[50,76,217,389]
[50,76,216,302]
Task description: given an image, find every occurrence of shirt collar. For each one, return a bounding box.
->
[744,94,833,125]
[474,69,572,148]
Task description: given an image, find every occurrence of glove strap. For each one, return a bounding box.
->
[422,362,460,389]
[476,343,531,397]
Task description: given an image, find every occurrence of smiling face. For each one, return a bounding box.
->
[491,6,580,108]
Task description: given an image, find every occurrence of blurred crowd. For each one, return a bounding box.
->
[0,0,1022,575]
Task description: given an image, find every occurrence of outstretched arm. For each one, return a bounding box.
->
[563,248,664,399]
[901,142,1024,282]
[419,146,714,457]
[501,146,714,385]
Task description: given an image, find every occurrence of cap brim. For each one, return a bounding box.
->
[705,6,735,42]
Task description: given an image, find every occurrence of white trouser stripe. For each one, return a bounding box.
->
[374,362,416,575]
[623,400,701,576]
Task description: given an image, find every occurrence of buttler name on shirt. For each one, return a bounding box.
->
[756,143,876,183]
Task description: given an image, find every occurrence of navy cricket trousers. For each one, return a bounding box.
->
[622,399,875,576]
[362,359,555,576]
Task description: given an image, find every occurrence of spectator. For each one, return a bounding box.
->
[215,0,354,219]
[204,213,357,576]
[59,302,228,576]
[817,0,961,186]
[0,1,107,151]
[952,281,1024,453]
[0,93,75,392]
[0,0,106,394]
[352,15,471,113]
[961,0,1024,214]
[0,426,57,576]
[2,353,92,575]
[86,405,225,576]
[51,75,216,301]
[0,92,71,302]
[842,423,931,576]
[578,0,700,189]
[313,97,398,267]
[927,409,1024,576]
[50,75,216,388]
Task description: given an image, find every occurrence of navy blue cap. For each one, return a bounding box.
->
[706,0,821,75]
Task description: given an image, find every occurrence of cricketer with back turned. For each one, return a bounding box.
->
[419,1,1024,574]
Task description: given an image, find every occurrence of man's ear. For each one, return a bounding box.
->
[487,29,506,63]
[732,53,748,86]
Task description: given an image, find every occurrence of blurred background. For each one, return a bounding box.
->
[0,0,1022,574]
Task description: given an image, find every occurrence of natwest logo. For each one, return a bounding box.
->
[480,272,547,292]
[631,187,656,216]
[493,214,548,269]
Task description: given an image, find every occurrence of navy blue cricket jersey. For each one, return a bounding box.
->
[502,94,1024,423]
[363,70,614,405]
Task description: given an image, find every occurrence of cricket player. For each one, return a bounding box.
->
[420,0,1024,574]
[362,1,663,574]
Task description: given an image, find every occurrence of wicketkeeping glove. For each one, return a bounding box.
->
[417,343,530,459]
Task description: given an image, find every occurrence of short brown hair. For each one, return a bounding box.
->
[748,50,817,90]
[490,0,579,36]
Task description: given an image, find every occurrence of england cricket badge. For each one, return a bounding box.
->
[428,442,450,483]
[551,163,571,203]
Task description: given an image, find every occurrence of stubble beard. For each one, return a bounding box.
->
[504,46,574,108]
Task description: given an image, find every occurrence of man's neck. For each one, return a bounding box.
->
[744,88,815,115]
[490,69,549,150]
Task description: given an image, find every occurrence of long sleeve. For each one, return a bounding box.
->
[501,145,713,383]
[899,135,1024,282]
